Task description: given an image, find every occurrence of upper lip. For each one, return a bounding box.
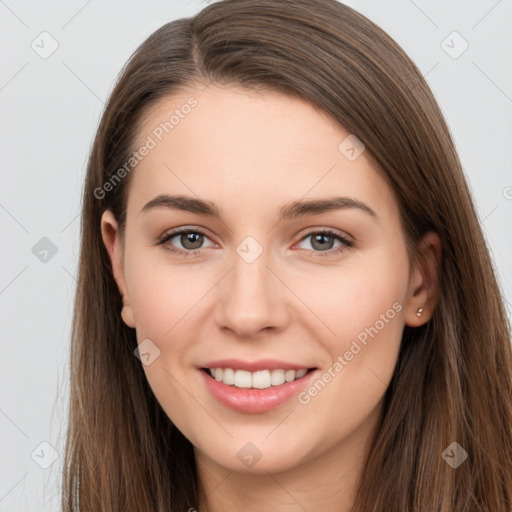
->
[200,359,315,372]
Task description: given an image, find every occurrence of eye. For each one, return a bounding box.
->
[155,228,215,257]
[155,227,353,259]
[295,229,353,257]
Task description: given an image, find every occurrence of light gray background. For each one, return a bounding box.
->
[1,0,511,510]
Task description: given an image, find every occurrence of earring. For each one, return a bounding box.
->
[416,307,423,317]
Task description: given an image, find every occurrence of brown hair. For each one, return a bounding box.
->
[62,0,512,510]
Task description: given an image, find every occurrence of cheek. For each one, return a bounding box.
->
[123,247,211,432]
[298,244,408,396]
[124,244,215,339]
[298,247,408,344]
[292,286,404,449]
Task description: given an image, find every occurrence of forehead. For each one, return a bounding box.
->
[135,84,346,153]
[128,84,396,223]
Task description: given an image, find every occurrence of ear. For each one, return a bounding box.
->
[100,209,135,328]
[404,231,442,327]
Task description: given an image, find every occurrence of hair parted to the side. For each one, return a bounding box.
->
[62,0,512,510]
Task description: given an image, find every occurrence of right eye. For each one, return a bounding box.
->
[156,228,216,257]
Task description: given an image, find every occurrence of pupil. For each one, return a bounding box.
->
[313,234,333,251]
[183,232,202,249]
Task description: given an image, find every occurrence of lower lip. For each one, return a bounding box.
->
[198,368,318,413]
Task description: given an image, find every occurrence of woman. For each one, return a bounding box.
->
[62,0,512,510]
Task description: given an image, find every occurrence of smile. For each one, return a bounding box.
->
[198,365,319,413]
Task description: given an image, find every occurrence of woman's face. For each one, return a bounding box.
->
[101,84,432,475]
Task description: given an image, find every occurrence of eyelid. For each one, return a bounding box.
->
[293,228,353,256]
[155,226,217,247]
[296,226,354,243]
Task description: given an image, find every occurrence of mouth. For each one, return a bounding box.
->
[198,364,320,413]
[200,367,317,390]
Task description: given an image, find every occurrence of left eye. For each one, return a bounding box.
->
[296,230,353,256]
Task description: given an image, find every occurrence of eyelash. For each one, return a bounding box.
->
[155,228,353,259]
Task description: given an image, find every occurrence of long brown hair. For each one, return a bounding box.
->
[62,0,512,510]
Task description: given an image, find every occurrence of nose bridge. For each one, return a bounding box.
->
[215,235,288,335]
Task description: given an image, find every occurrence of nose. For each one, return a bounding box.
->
[214,246,290,339]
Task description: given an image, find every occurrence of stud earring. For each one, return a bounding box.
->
[416,307,423,317]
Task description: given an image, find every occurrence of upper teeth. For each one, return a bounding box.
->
[208,368,308,389]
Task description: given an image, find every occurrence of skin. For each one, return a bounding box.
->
[101,84,441,512]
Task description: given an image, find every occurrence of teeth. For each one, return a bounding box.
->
[207,367,309,389]
[222,368,235,385]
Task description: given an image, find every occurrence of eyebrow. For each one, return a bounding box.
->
[140,194,378,221]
